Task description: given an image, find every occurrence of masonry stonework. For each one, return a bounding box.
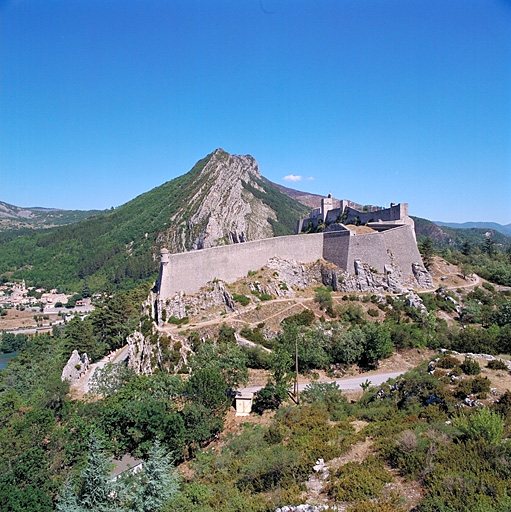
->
[157,223,426,301]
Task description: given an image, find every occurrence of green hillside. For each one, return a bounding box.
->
[0,152,308,292]
[414,216,511,249]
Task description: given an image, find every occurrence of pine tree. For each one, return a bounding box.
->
[57,435,120,512]
[419,237,434,269]
[130,441,179,512]
[56,479,81,512]
[79,436,117,512]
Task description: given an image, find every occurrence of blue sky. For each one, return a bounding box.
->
[2,0,510,223]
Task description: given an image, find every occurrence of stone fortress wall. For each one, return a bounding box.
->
[297,198,412,233]
[157,200,425,300]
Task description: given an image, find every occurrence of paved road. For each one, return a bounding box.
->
[239,371,405,394]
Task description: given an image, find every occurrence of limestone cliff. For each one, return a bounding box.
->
[156,149,308,252]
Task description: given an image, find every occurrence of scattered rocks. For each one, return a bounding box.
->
[275,505,338,512]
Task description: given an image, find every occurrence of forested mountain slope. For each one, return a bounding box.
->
[414,217,511,249]
[0,149,308,292]
[435,220,511,237]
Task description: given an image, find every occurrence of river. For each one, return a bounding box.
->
[0,351,18,370]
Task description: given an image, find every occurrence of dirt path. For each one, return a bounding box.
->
[157,296,315,335]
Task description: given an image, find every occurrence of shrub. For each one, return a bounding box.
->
[367,308,379,318]
[301,382,351,421]
[242,346,272,370]
[232,293,250,306]
[483,281,495,292]
[454,407,504,445]
[327,456,393,501]
[168,315,189,326]
[315,286,333,311]
[437,355,459,369]
[487,359,508,371]
[252,384,288,414]
[240,326,266,345]
[455,376,490,398]
[281,309,315,327]
[461,357,481,375]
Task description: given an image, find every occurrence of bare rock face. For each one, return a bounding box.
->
[412,262,434,289]
[321,260,406,294]
[265,257,311,291]
[156,149,277,253]
[61,350,89,382]
[127,330,160,375]
[405,290,427,313]
[159,280,237,322]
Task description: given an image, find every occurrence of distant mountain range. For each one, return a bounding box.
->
[0,201,103,233]
[434,221,511,237]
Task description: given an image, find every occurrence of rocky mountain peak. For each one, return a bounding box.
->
[157,149,295,252]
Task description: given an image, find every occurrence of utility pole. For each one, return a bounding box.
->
[294,334,299,404]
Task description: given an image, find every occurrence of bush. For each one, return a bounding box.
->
[461,357,481,375]
[455,376,490,398]
[232,293,250,306]
[487,359,508,371]
[436,355,459,369]
[242,346,272,370]
[454,407,504,445]
[315,286,333,311]
[281,309,315,327]
[367,308,379,318]
[301,382,351,421]
[252,384,288,414]
[327,456,393,501]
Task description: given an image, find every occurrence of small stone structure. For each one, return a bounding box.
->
[61,350,89,382]
[235,391,254,416]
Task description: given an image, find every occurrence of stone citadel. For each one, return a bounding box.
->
[155,199,432,320]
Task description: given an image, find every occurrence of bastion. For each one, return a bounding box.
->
[157,201,427,303]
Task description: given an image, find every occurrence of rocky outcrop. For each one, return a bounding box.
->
[320,260,406,294]
[156,149,283,253]
[61,350,89,382]
[127,330,160,375]
[158,280,237,322]
[412,262,434,289]
[405,290,427,313]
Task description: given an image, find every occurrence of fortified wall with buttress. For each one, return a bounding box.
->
[157,202,426,303]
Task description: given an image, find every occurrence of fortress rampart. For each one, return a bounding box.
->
[297,200,410,233]
[157,223,424,300]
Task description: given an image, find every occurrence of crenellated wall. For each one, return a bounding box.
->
[157,224,425,300]
[298,201,410,233]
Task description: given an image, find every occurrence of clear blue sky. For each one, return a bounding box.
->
[2,0,510,223]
